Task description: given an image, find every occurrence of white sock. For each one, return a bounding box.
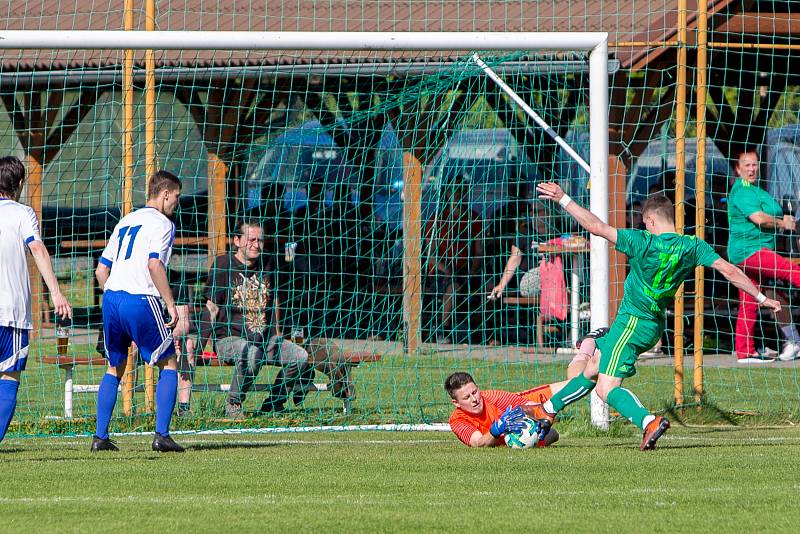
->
[642,415,656,428]
[543,400,556,414]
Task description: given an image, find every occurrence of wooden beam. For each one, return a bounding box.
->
[26,153,44,334]
[44,89,101,163]
[608,157,627,322]
[716,13,800,35]
[402,152,423,354]
[1,94,30,153]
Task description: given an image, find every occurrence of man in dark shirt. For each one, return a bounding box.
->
[198,221,309,416]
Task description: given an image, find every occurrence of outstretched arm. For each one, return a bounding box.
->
[489,245,523,300]
[712,258,781,312]
[537,182,618,244]
[748,211,795,232]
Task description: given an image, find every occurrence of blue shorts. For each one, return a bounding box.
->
[102,290,175,367]
[0,326,29,373]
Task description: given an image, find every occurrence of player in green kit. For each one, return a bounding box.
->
[528,182,781,450]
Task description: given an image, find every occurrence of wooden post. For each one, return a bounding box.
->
[673,0,689,407]
[608,156,627,322]
[121,0,136,417]
[694,0,709,404]
[402,152,423,354]
[25,153,44,335]
[208,152,228,260]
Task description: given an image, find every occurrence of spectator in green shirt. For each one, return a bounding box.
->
[727,149,800,363]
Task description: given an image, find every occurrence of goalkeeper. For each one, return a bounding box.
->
[528,183,781,450]
[446,329,604,447]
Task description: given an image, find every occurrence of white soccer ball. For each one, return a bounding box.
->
[503,417,541,449]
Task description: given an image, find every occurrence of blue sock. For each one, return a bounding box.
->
[155,369,178,436]
[0,380,20,443]
[95,373,121,440]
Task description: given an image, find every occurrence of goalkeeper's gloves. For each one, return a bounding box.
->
[489,406,526,438]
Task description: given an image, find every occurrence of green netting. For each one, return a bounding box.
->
[2,2,800,439]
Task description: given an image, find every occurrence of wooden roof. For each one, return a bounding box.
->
[0,1,682,71]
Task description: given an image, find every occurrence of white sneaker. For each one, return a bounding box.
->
[737,354,776,364]
[778,342,800,361]
[758,347,779,358]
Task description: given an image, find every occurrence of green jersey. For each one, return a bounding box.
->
[727,178,782,265]
[615,229,720,320]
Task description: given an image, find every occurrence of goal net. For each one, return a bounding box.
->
[2,30,614,437]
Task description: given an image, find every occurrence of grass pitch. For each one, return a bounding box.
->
[3,426,800,533]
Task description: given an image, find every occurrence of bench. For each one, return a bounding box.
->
[191,348,382,414]
[43,346,382,418]
[41,354,107,418]
[501,294,559,347]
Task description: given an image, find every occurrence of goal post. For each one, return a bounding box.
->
[0,31,611,434]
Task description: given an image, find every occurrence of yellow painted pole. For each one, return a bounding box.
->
[143,0,157,413]
[673,0,688,407]
[693,0,709,404]
[121,0,136,417]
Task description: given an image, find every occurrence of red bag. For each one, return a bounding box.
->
[539,255,568,321]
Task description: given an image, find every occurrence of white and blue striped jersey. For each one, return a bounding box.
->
[0,199,41,329]
[100,207,175,297]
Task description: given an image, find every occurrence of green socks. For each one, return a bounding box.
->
[606,387,651,430]
[546,374,596,413]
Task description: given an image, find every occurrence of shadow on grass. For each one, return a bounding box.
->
[663,400,740,427]
[0,453,164,463]
[184,441,283,452]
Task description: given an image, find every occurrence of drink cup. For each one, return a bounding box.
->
[291,327,305,345]
[285,242,297,262]
[56,325,70,355]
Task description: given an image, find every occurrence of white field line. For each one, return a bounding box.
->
[1,485,783,507]
[36,438,455,447]
[29,423,452,439]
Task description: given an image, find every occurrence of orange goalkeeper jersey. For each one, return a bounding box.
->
[448,384,553,446]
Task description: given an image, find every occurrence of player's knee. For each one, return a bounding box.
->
[109,364,126,379]
[0,371,21,382]
[157,356,179,371]
[594,381,613,401]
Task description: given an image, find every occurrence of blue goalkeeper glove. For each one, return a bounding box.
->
[489,406,526,438]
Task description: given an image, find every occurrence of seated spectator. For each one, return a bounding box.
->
[424,180,484,343]
[196,221,310,417]
[171,284,197,417]
[488,200,541,301]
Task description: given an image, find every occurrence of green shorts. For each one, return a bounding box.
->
[596,314,663,378]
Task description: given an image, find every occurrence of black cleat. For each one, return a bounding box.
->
[152,433,185,453]
[640,416,671,451]
[90,436,119,452]
[258,397,288,415]
[576,327,610,350]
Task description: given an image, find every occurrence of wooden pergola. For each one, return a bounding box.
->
[2,0,799,410]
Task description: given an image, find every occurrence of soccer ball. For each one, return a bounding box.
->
[504,417,542,449]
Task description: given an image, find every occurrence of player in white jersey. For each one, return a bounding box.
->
[0,156,72,444]
[92,170,185,453]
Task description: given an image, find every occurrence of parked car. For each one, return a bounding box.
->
[422,128,540,221]
[244,120,403,225]
[766,125,800,205]
[627,137,734,206]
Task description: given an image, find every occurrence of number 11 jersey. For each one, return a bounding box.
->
[99,207,175,297]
